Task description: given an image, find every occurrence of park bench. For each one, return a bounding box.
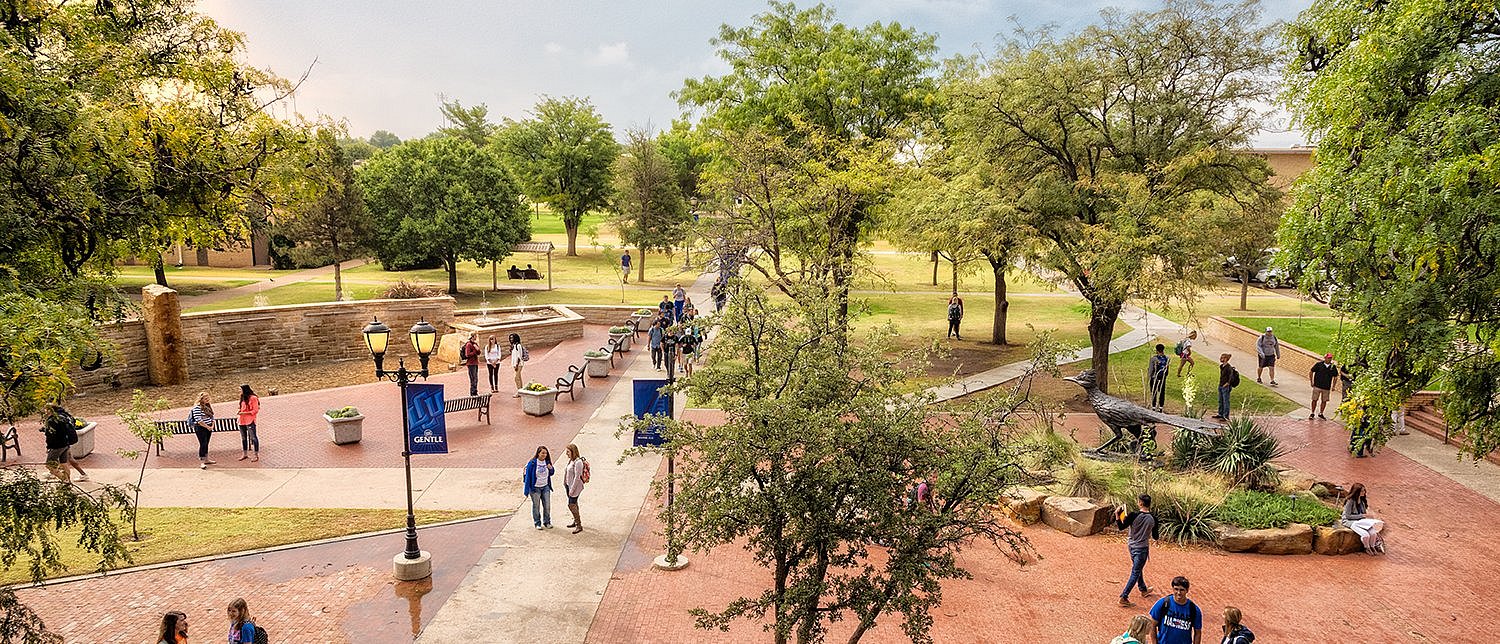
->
[555,364,586,401]
[443,393,492,424]
[0,425,19,462]
[152,417,239,455]
[506,268,545,280]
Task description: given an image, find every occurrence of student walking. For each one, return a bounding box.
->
[658,295,672,321]
[41,404,87,482]
[1214,353,1238,420]
[680,327,699,376]
[237,384,260,462]
[509,333,526,397]
[523,446,555,529]
[1148,576,1203,644]
[1219,606,1254,644]
[484,335,503,393]
[1309,354,1338,420]
[564,443,588,534]
[226,598,258,644]
[1174,331,1198,376]
[620,251,632,282]
[1148,344,1170,412]
[1116,494,1158,607]
[1111,615,1153,644]
[649,319,665,370]
[711,279,727,312]
[672,283,686,322]
[189,392,216,469]
[1255,327,1280,385]
[946,292,964,339]
[157,610,189,644]
[662,327,679,379]
[461,333,481,396]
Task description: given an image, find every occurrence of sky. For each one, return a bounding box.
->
[198,0,1313,147]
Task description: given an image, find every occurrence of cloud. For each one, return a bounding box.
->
[544,42,565,56]
[588,41,632,68]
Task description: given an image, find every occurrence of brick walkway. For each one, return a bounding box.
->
[15,516,507,643]
[586,416,1500,642]
[12,325,622,471]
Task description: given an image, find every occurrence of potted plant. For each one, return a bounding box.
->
[584,349,611,377]
[631,308,654,327]
[324,406,364,444]
[518,382,557,416]
[608,326,633,351]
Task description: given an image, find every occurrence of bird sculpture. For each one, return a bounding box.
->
[1062,369,1223,457]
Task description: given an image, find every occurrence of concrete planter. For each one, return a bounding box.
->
[325,414,364,445]
[72,422,97,459]
[519,388,557,416]
[585,356,611,377]
[630,313,651,329]
[609,332,632,352]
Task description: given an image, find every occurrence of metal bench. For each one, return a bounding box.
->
[0,425,19,462]
[555,365,586,401]
[443,393,492,424]
[152,417,240,455]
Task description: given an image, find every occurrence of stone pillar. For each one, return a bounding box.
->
[140,285,188,385]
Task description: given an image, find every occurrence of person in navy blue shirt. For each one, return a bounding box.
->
[1149,576,1202,644]
[1148,344,1171,412]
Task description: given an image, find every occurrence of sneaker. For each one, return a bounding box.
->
[535,524,544,530]
[1270,380,1278,386]
[544,524,553,529]
[76,473,90,482]
[1308,414,1316,420]
[200,463,208,470]
[1118,597,1134,607]
[1256,377,1262,383]
[1140,587,1154,597]
[1318,414,1327,420]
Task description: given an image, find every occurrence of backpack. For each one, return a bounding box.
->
[520,346,530,363]
[947,302,962,320]
[580,458,590,484]
[1173,340,1186,357]
[1229,367,1241,388]
[253,624,268,644]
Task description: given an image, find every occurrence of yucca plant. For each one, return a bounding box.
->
[1205,418,1287,489]
[1155,494,1221,544]
[1169,428,1213,471]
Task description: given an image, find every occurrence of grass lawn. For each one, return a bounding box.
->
[1149,289,1336,327]
[344,247,701,289]
[855,253,1056,294]
[1,507,490,585]
[186,280,666,313]
[116,276,255,298]
[113,265,291,280]
[185,281,387,312]
[1057,343,1300,416]
[1226,316,1353,356]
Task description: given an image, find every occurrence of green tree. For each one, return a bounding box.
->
[1215,188,1284,311]
[611,129,690,283]
[657,120,712,208]
[369,130,403,149]
[1280,0,1500,456]
[0,295,109,425]
[358,138,530,294]
[338,137,379,163]
[114,391,170,541]
[438,98,496,146]
[626,286,1037,644]
[493,97,619,256]
[278,127,374,301]
[679,1,939,335]
[947,0,1276,390]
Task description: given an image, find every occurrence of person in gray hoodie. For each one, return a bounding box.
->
[649,317,666,371]
[1255,327,1280,386]
[1116,494,1159,607]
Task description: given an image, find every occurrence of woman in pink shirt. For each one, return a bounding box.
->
[237,384,260,462]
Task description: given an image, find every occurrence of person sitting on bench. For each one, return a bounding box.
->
[507,265,523,280]
[523,264,541,280]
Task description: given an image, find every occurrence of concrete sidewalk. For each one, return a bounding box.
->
[416,270,718,643]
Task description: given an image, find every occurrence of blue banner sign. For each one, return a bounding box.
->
[632,378,672,447]
[406,382,449,455]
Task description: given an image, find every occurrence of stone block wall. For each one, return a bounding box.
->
[565,305,652,327]
[71,320,151,390]
[1204,316,1323,377]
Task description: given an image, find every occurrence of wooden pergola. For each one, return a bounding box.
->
[491,241,556,291]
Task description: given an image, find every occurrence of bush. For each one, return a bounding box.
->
[521,382,551,392]
[1059,457,1134,501]
[1170,418,1286,489]
[584,350,608,358]
[1017,426,1078,472]
[636,308,654,315]
[609,326,631,334]
[325,406,361,418]
[1148,475,1228,544]
[382,280,443,299]
[1217,490,1340,529]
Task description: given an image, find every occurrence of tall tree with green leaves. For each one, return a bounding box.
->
[1215,187,1284,311]
[1280,0,1500,457]
[947,0,1277,390]
[437,98,496,146]
[369,130,402,149]
[358,138,529,294]
[279,126,375,301]
[611,129,690,283]
[493,97,619,256]
[679,1,939,335]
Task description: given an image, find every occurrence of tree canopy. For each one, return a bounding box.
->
[1280,0,1500,457]
[611,129,690,282]
[493,97,619,256]
[278,126,374,301]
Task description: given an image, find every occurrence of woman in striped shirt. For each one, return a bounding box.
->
[188,391,216,469]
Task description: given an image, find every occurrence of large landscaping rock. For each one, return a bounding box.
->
[1042,496,1112,537]
[1276,466,1318,491]
[1003,488,1048,525]
[1313,526,1363,555]
[1214,523,1314,555]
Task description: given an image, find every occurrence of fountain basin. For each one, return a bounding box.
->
[438,305,584,366]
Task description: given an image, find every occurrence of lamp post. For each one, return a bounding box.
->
[362,316,439,581]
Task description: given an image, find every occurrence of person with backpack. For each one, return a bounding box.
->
[1174,331,1198,376]
[680,326,699,376]
[1148,576,1203,644]
[564,443,589,534]
[649,318,666,371]
[1215,353,1238,420]
[237,384,260,463]
[946,292,964,340]
[461,333,481,396]
[522,445,554,529]
[1116,494,1158,607]
[1147,344,1170,412]
[226,597,264,643]
[509,333,527,398]
[189,391,216,469]
[1111,614,1153,644]
[1219,606,1254,644]
[484,335,504,394]
[41,404,86,482]
[1254,327,1280,385]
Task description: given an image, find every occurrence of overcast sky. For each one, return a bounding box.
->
[199,0,1312,147]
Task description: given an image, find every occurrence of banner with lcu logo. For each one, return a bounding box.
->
[631,378,672,447]
[406,382,449,455]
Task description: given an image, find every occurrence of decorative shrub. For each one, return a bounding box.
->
[1169,429,1213,471]
[1217,490,1340,529]
[1169,418,1286,489]
[521,382,552,392]
[382,280,443,299]
[325,406,361,418]
[636,308,654,315]
[1060,457,1134,501]
[1147,475,1229,544]
[1018,426,1078,472]
[609,326,631,334]
[584,350,608,358]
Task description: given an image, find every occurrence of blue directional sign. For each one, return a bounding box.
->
[632,378,672,447]
[405,383,449,455]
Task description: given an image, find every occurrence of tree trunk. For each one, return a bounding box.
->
[931,251,938,286]
[1088,301,1123,393]
[446,256,459,294]
[638,249,646,283]
[152,254,167,287]
[990,258,1009,345]
[565,222,579,256]
[332,238,343,301]
[1238,269,1250,310]
[950,257,959,292]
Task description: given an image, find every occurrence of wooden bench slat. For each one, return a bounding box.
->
[443,393,491,425]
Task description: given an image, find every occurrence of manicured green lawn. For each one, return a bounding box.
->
[1067,343,1299,416]
[185,281,387,312]
[1226,316,1353,356]
[854,253,1056,294]
[116,276,256,297]
[1149,290,1336,326]
[344,246,699,288]
[114,265,291,280]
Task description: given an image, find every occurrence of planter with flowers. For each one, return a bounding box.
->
[585,350,612,377]
[324,406,364,444]
[518,382,557,416]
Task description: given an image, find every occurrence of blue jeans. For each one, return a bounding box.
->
[673,300,684,322]
[467,364,479,396]
[1122,547,1149,598]
[239,422,259,453]
[530,488,552,527]
[1218,386,1231,418]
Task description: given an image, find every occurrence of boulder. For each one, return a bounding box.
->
[1003,488,1048,525]
[1042,496,1112,537]
[1314,481,1347,500]
[1313,526,1363,555]
[1214,523,1314,555]
[1277,467,1318,491]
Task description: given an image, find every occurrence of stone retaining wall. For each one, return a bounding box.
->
[564,304,652,326]
[1204,316,1324,378]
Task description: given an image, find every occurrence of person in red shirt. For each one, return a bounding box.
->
[462,333,481,396]
[237,384,260,462]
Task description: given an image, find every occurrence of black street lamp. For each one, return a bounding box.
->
[362,316,439,580]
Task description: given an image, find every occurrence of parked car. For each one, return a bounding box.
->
[1222,248,1287,288]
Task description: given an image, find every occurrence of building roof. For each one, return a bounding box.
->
[513,241,554,253]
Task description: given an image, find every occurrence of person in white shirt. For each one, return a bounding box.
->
[564,443,588,534]
[484,335,503,394]
[509,333,525,397]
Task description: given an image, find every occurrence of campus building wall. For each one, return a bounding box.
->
[1248,148,1316,191]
